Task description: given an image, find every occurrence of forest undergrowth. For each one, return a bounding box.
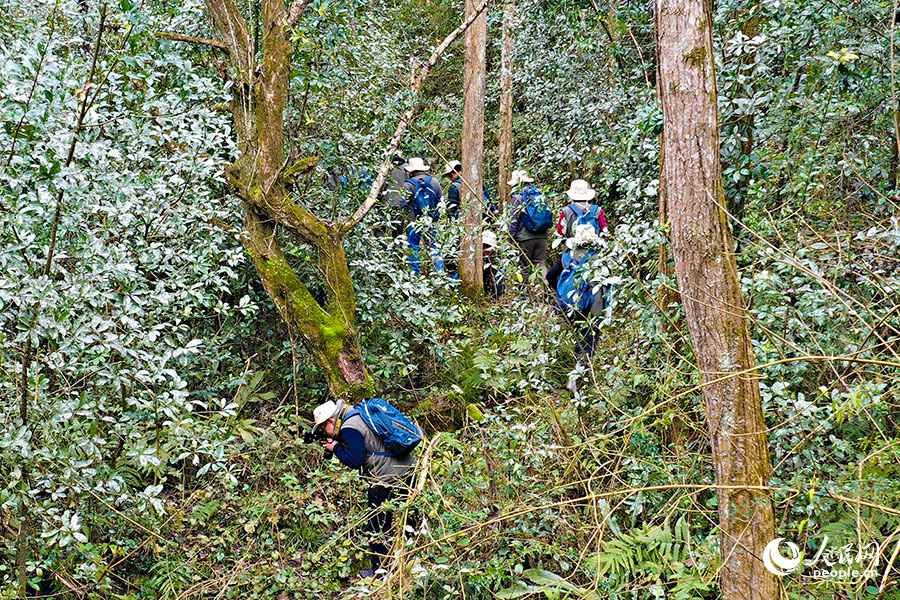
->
[1,0,899,598]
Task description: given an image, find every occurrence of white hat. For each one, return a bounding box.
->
[403,157,430,173]
[482,229,498,249]
[442,160,461,176]
[565,179,596,201]
[507,169,534,187]
[312,400,338,432]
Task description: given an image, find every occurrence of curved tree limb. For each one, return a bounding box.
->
[339,0,490,234]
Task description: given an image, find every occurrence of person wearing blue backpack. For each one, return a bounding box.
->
[508,169,552,278]
[555,223,609,393]
[312,398,421,578]
[403,157,446,275]
[546,178,609,292]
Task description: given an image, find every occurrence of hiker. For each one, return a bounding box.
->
[442,160,462,220]
[546,178,608,291]
[555,223,608,393]
[403,157,445,274]
[378,153,409,238]
[507,169,552,279]
[482,230,505,298]
[311,398,420,578]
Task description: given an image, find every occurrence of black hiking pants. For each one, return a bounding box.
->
[364,475,413,570]
[517,237,548,274]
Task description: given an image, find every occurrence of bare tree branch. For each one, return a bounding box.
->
[155,30,228,50]
[205,0,253,81]
[286,0,308,27]
[339,0,490,234]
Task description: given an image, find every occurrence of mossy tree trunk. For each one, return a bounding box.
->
[656,0,778,596]
[202,0,487,398]
[206,0,372,400]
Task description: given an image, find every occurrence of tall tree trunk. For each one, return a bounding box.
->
[656,0,777,597]
[460,0,487,297]
[497,0,515,204]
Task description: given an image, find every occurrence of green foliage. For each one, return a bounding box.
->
[1,0,897,598]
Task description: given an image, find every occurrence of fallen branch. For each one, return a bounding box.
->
[155,30,228,50]
[339,0,490,234]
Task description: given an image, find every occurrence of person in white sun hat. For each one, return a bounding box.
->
[481,229,505,298]
[507,169,552,280]
[441,160,462,220]
[402,157,446,275]
[546,178,609,291]
[310,398,418,579]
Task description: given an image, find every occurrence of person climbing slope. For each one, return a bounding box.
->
[546,178,608,291]
[403,157,446,275]
[555,223,608,394]
[507,169,552,279]
[311,398,421,579]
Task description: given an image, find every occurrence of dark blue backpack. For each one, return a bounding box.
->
[556,250,597,313]
[568,203,601,235]
[346,398,422,457]
[407,176,440,219]
[520,186,553,233]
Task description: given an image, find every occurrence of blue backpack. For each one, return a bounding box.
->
[346,398,422,457]
[407,176,440,219]
[520,186,553,233]
[568,203,601,235]
[556,249,597,313]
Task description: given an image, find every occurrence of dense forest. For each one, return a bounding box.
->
[1,0,898,598]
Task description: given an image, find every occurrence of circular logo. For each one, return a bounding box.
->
[763,538,802,576]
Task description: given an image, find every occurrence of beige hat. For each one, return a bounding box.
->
[482,230,498,249]
[312,400,338,432]
[566,179,596,202]
[507,169,534,187]
[403,157,430,173]
[442,160,462,176]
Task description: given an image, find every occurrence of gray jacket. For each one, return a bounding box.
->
[340,409,416,484]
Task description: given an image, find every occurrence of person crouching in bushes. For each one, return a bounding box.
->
[311,398,420,579]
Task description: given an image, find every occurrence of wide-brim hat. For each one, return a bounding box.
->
[566,178,596,201]
[508,169,534,187]
[404,157,430,173]
[312,400,338,432]
[442,160,462,176]
[482,229,498,249]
